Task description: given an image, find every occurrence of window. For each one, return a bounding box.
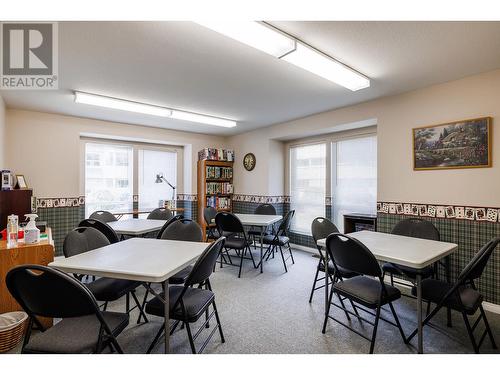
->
[290,143,326,234]
[138,149,177,209]
[85,143,133,217]
[332,135,377,232]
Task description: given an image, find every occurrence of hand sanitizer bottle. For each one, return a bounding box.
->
[24,214,40,244]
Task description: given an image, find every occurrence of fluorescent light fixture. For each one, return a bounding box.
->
[74,91,237,128]
[196,21,296,58]
[171,110,236,128]
[281,42,370,91]
[74,91,172,117]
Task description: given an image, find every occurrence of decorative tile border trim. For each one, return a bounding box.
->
[176,194,197,201]
[37,196,85,208]
[377,201,500,222]
[233,194,290,204]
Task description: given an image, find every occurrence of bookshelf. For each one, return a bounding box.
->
[197,159,234,235]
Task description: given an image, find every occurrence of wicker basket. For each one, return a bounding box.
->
[0,311,28,353]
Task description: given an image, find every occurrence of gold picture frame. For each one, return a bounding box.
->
[413,117,492,171]
[16,174,28,189]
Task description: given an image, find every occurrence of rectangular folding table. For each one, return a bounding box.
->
[108,218,167,236]
[317,230,457,354]
[49,237,208,353]
[235,213,282,273]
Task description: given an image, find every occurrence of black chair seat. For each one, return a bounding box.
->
[24,312,129,354]
[382,262,434,279]
[262,234,289,246]
[146,286,215,323]
[411,279,483,314]
[318,261,357,279]
[169,265,193,284]
[87,278,142,302]
[224,236,252,250]
[333,275,401,309]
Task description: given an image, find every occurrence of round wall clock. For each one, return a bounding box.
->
[243,153,256,171]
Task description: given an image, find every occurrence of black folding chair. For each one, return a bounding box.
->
[89,210,117,223]
[204,207,219,240]
[309,217,357,303]
[248,203,277,248]
[156,214,183,239]
[322,233,407,354]
[261,210,295,272]
[407,237,500,353]
[6,264,128,354]
[147,207,173,220]
[215,212,256,278]
[63,227,148,324]
[79,218,120,244]
[145,237,226,354]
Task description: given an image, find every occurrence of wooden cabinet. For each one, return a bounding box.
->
[0,189,33,230]
[197,160,234,236]
[0,229,54,328]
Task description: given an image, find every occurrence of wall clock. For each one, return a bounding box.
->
[243,153,256,171]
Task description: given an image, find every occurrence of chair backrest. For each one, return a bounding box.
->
[184,237,226,287]
[156,214,183,239]
[254,204,276,215]
[276,210,295,236]
[458,237,500,283]
[78,218,119,244]
[147,207,173,220]
[161,219,203,242]
[391,218,440,241]
[89,210,117,223]
[311,217,339,246]
[215,212,245,236]
[326,233,381,277]
[63,227,110,258]
[203,206,217,226]
[6,265,100,319]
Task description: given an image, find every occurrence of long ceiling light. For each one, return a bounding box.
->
[74,91,237,128]
[196,22,370,91]
[196,21,296,58]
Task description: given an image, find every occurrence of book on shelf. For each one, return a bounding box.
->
[206,196,231,210]
[206,166,233,179]
[198,148,235,161]
[206,182,233,195]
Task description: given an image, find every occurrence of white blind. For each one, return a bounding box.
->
[333,135,377,232]
[138,149,177,209]
[85,142,134,217]
[290,143,326,234]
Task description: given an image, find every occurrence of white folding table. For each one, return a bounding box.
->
[108,219,167,236]
[317,230,457,354]
[49,237,209,353]
[235,213,282,273]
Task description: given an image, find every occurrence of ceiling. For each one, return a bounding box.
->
[2,21,500,135]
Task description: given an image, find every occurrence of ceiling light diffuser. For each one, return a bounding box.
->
[196,21,296,58]
[281,42,370,91]
[74,91,237,128]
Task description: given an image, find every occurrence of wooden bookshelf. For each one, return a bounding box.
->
[197,159,234,235]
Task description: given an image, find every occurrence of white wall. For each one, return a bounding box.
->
[5,109,228,197]
[0,95,5,169]
[231,68,500,207]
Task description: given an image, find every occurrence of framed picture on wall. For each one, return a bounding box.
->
[16,174,28,189]
[413,117,492,170]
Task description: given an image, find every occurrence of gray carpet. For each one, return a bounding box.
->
[8,248,500,354]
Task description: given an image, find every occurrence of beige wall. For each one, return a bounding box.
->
[5,109,227,197]
[0,95,5,168]
[231,68,500,207]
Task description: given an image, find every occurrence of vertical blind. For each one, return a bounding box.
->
[290,143,326,234]
[332,135,377,232]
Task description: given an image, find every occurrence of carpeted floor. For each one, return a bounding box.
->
[8,247,500,354]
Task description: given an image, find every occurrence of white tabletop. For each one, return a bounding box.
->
[49,238,208,283]
[317,230,457,269]
[235,214,282,227]
[108,219,167,235]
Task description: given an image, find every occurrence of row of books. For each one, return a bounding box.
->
[198,148,235,161]
[206,182,233,195]
[206,196,231,210]
[206,166,233,179]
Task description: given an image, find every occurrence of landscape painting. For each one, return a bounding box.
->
[413,117,491,170]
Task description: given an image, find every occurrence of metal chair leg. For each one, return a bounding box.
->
[369,305,381,354]
[480,305,497,349]
[288,243,295,264]
[388,301,407,344]
[278,245,288,272]
[131,290,149,323]
[212,300,225,343]
[309,265,321,303]
[146,325,165,354]
[462,311,479,353]
[322,285,335,334]
[185,322,197,354]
